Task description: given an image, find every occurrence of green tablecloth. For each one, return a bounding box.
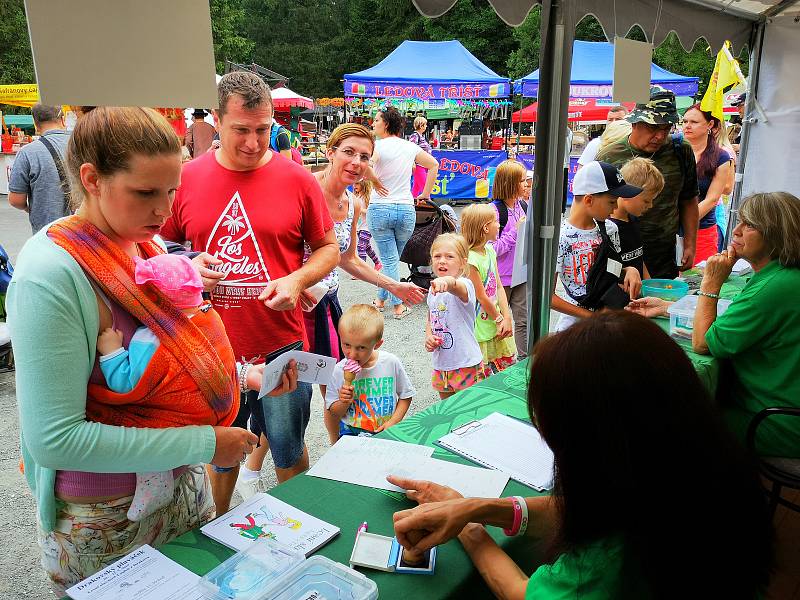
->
[158,328,721,598]
[160,360,543,599]
[654,318,719,395]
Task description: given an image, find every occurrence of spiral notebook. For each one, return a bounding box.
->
[436,412,554,491]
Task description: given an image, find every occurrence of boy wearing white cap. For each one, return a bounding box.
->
[552,161,644,331]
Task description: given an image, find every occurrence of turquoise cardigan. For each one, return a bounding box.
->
[7,229,216,531]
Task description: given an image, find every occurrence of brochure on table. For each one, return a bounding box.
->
[201,492,339,556]
[65,544,208,600]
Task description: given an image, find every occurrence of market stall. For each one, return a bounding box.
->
[511,98,636,124]
[344,40,513,202]
[1,84,40,194]
[514,40,699,99]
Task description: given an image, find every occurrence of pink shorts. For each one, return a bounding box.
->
[432,364,484,392]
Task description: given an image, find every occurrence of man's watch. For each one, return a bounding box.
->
[494,314,505,324]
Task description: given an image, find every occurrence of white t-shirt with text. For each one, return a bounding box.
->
[325,351,416,432]
[556,218,621,306]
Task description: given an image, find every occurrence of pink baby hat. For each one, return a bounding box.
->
[133,254,204,309]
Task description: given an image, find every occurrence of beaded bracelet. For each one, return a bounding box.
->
[503,497,523,536]
[238,362,252,394]
[697,290,720,299]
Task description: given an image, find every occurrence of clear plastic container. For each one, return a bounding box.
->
[199,538,377,600]
[667,294,732,340]
[265,556,378,600]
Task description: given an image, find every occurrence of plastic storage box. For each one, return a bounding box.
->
[667,294,732,340]
[641,279,689,301]
[199,538,378,600]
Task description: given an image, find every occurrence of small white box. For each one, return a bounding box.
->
[667,294,732,341]
[349,532,436,575]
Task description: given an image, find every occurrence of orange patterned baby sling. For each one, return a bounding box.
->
[48,217,238,428]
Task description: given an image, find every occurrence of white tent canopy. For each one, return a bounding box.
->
[413,0,797,50]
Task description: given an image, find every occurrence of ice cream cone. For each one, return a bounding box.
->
[344,371,357,385]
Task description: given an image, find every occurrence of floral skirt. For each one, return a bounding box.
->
[478,335,517,378]
[37,466,214,596]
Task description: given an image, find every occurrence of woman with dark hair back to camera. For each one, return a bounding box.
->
[369,106,439,319]
[390,311,772,599]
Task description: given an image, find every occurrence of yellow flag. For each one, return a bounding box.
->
[701,42,745,121]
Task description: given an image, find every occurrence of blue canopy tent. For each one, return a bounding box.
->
[516,40,699,98]
[344,40,510,100]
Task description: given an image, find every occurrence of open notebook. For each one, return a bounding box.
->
[201,493,339,556]
[436,412,555,491]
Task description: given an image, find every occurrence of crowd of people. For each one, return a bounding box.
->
[3,70,798,598]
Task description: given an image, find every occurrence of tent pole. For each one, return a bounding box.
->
[727,19,765,243]
[505,95,511,153]
[526,0,575,349]
[516,93,522,154]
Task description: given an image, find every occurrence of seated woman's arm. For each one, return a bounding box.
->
[692,248,737,354]
[390,477,558,600]
[8,274,216,473]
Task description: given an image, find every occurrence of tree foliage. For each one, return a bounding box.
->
[0,0,35,83]
[0,0,743,104]
[210,0,255,74]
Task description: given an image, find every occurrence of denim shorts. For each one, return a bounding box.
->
[259,381,312,469]
[213,383,312,471]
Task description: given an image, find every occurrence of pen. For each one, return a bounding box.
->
[356,521,368,537]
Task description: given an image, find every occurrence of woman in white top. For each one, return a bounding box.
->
[369,107,439,318]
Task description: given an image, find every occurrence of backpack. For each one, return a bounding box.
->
[270,123,304,165]
[572,220,630,310]
[493,199,528,234]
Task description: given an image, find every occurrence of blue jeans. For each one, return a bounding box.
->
[367,203,416,306]
[259,381,312,469]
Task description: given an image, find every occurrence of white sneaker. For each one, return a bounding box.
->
[234,472,261,501]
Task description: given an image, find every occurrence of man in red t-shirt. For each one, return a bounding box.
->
[161,71,338,512]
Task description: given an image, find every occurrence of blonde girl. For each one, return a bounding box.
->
[490,159,529,358]
[461,204,516,376]
[352,179,382,271]
[425,233,485,399]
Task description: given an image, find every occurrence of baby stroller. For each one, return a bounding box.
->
[400,200,458,290]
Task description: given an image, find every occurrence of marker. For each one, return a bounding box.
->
[356,521,368,537]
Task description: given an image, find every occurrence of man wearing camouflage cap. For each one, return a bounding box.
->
[597,87,699,278]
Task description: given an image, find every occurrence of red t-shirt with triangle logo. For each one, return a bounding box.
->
[161,151,333,362]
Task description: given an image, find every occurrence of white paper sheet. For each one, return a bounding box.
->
[66,544,208,600]
[307,436,433,489]
[390,456,510,498]
[306,436,509,498]
[259,350,337,398]
[437,412,554,491]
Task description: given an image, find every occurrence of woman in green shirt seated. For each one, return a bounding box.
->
[390,311,772,599]
[630,192,800,457]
